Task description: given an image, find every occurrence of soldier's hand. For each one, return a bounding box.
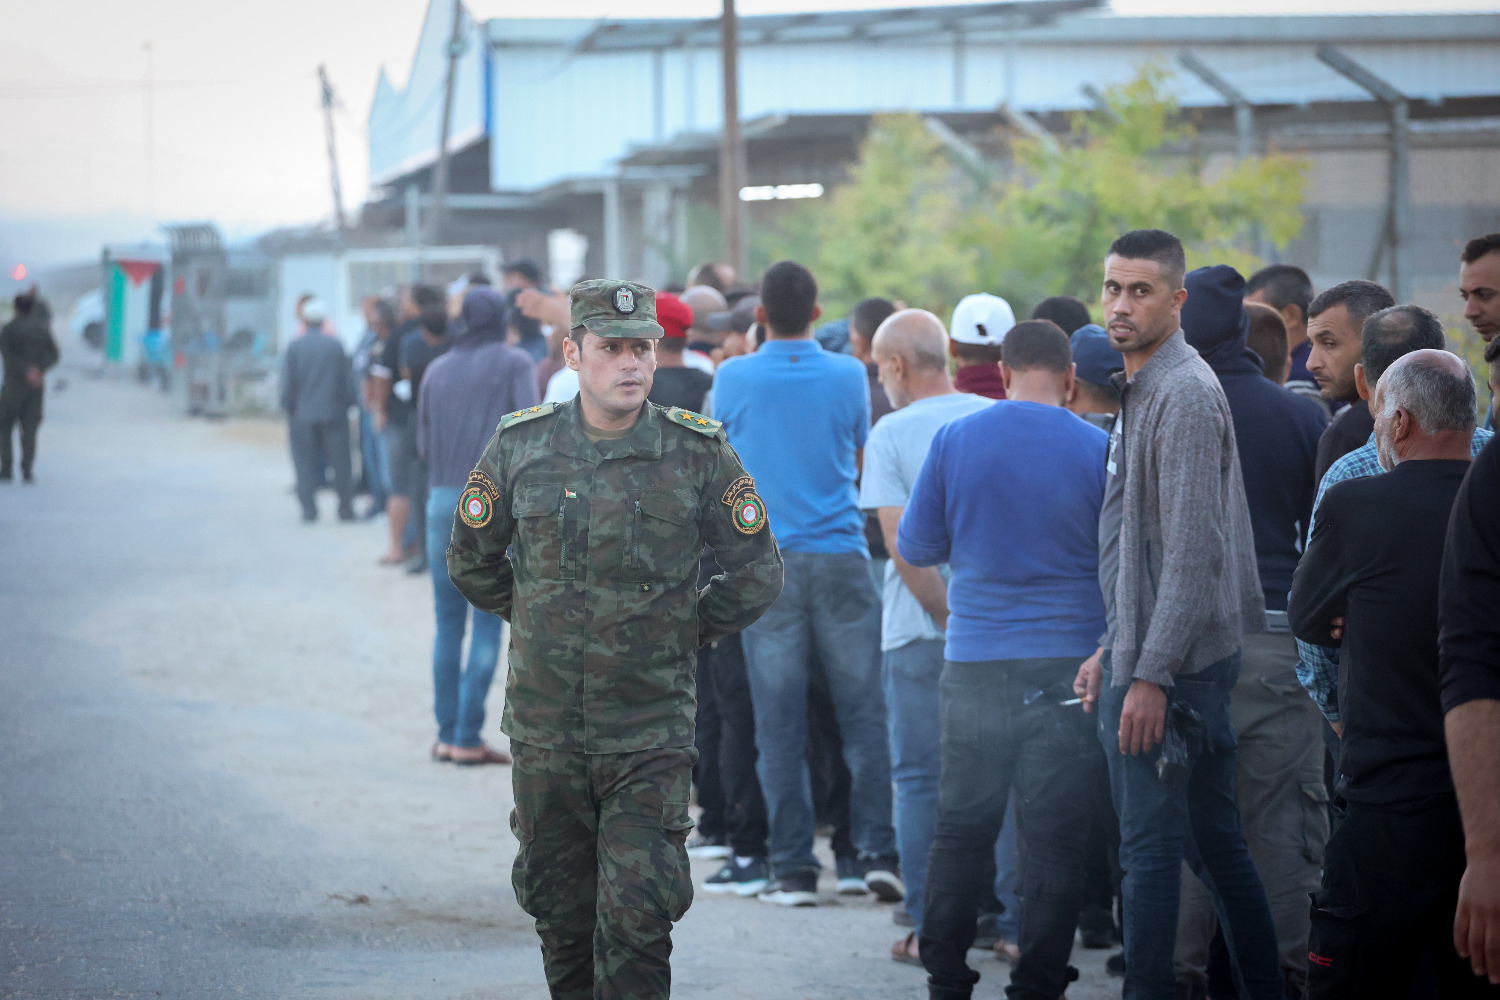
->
[517,287,570,330]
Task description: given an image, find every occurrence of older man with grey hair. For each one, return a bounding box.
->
[1290,348,1494,998]
[859,309,989,964]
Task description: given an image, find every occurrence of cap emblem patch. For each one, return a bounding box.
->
[614,287,636,314]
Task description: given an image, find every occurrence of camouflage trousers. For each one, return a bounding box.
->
[509,740,697,1000]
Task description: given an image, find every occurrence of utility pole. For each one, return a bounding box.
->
[718,0,746,276]
[143,41,155,222]
[427,0,465,247]
[1179,51,1266,258]
[1317,44,1411,300]
[317,65,347,231]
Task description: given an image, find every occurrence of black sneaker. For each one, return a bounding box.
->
[758,869,818,907]
[686,833,731,861]
[703,856,770,897]
[1078,902,1119,949]
[863,856,905,902]
[1106,951,1126,977]
[836,856,868,896]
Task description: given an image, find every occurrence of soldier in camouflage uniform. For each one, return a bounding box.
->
[447,279,784,1000]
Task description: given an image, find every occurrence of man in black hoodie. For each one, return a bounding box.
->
[1174,265,1330,999]
[0,289,61,482]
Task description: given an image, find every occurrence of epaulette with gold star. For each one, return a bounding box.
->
[499,401,558,430]
[664,406,722,437]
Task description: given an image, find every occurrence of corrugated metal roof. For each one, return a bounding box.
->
[370,0,1500,195]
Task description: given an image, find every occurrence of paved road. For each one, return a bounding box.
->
[0,372,1118,999]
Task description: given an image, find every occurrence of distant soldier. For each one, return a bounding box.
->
[0,288,60,483]
[447,279,783,1000]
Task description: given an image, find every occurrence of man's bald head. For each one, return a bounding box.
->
[872,309,949,373]
[680,285,729,332]
[1373,348,1476,470]
[871,309,951,409]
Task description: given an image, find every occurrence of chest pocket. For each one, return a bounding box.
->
[626,488,699,583]
[512,483,569,579]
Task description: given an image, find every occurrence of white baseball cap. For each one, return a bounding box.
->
[949,293,1016,346]
[302,298,328,324]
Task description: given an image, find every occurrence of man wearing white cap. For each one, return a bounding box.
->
[281,298,356,521]
[949,294,1016,400]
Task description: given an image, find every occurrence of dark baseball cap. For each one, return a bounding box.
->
[1071,324,1124,387]
[705,295,760,335]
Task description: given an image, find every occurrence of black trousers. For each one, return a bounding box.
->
[0,386,43,476]
[1307,794,1500,999]
[808,652,856,860]
[921,659,1104,1000]
[289,417,352,518]
[701,632,769,858]
[693,642,726,840]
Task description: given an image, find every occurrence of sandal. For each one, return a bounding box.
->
[451,743,513,766]
[430,741,453,762]
[992,938,1021,964]
[891,931,922,967]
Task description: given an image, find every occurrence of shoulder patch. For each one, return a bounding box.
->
[500,401,558,430]
[665,406,722,437]
[459,470,501,529]
[722,476,767,535]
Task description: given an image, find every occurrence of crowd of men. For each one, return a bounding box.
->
[279,229,1500,1000]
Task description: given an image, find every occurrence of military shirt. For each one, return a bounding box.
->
[447,398,784,754]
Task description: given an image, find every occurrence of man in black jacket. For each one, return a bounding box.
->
[1439,433,1500,988]
[1290,349,1497,998]
[1176,266,1329,999]
[281,299,355,521]
[0,289,61,482]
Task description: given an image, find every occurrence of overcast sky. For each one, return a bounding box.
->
[2,0,1494,272]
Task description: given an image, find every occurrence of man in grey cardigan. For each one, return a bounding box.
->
[1073,230,1281,999]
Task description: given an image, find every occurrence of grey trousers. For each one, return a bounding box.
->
[1173,623,1329,998]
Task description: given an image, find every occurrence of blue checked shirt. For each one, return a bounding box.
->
[1296,427,1494,722]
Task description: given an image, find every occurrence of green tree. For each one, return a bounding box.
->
[753,114,984,319]
[760,66,1309,323]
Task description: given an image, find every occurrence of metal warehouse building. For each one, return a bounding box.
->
[361,0,1500,310]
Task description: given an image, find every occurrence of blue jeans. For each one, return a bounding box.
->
[741,550,895,877]
[884,638,943,930]
[427,486,504,749]
[359,407,390,507]
[1100,651,1283,1000]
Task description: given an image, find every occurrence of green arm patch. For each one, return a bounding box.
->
[665,406,722,437]
[500,401,558,430]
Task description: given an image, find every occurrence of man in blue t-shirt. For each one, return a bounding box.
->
[898,320,1109,1000]
[712,260,897,907]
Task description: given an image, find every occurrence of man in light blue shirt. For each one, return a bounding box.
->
[858,309,990,960]
[712,260,898,907]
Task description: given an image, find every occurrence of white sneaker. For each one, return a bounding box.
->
[758,873,818,907]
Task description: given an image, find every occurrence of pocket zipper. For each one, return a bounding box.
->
[558,496,568,571]
[632,499,643,568]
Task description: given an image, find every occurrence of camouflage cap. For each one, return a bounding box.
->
[570,279,664,340]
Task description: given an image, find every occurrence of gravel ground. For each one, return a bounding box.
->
[0,370,1119,999]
